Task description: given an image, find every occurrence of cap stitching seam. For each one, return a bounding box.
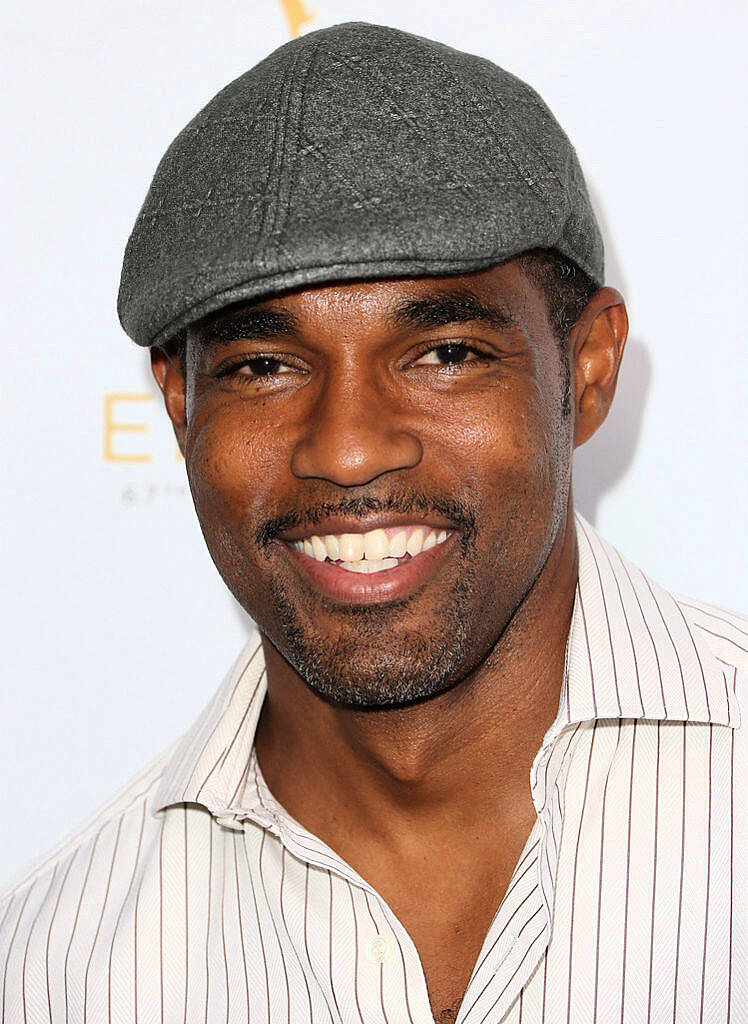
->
[256,46,306,265]
[269,39,322,250]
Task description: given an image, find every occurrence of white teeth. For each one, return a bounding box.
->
[339,533,365,561]
[292,526,453,562]
[325,534,340,560]
[406,528,425,557]
[363,528,388,561]
[390,530,408,558]
[339,559,368,574]
[310,535,327,561]
[338,557,399,574]
[378,557,399,571]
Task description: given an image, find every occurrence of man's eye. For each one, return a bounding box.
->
[218,356,292,378]
[242,356,286,376]
[413,342,487,366]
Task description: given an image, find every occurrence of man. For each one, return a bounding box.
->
[1,20,744,1024]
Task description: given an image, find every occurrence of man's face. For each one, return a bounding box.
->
[175,259,575,707]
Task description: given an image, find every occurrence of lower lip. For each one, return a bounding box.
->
[276,534,458,605]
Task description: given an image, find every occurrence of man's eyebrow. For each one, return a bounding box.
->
[389,289,518,332]
[194,289,516,347]
[196,307,300,346]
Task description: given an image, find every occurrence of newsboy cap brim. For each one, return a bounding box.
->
[118,21,604,348]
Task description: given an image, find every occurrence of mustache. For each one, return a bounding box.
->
[256,491,477,547]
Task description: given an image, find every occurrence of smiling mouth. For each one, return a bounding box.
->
[288,524,453,574]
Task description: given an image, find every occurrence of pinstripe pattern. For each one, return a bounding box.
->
[1,514,745,1023]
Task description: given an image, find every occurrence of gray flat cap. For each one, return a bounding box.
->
[118,21,604,348]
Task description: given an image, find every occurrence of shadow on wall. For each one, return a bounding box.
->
[573,336,652,524]
[573,180,652,525]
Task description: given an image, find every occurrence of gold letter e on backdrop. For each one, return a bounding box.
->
[278,0,316,37]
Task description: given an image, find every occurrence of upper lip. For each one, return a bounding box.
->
[276,512,459,542]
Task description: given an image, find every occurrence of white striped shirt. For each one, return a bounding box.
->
[1,514,745,1024]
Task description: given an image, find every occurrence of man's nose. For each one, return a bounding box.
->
[290,374,423,487]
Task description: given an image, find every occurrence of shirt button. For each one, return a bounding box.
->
[365,934,392,964]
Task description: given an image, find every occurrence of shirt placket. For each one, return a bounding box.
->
[455,820,548,1023]
[456,716,583,1023]
[239,752,437,1024]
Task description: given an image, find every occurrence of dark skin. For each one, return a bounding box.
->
[152,259,627,1023]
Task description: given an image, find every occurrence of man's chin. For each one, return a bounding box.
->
[271,617,472,710]
[290,650,465,710]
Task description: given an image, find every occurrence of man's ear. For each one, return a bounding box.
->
[570,287,629,448]
[150,346,187,455]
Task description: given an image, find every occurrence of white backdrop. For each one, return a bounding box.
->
[1,0,746,884]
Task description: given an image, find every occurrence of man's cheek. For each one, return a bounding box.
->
[447,414,552,496]
[188,409,264,500]
[187,437,238,519]
[186,455,251,562]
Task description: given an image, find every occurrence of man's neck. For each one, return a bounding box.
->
[253,506,579,851]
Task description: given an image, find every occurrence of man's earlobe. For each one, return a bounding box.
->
[150,346,187,454]
[571,287,628,448]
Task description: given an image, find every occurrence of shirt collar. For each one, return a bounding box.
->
[153,513,741,818]
[568,514,740,728]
